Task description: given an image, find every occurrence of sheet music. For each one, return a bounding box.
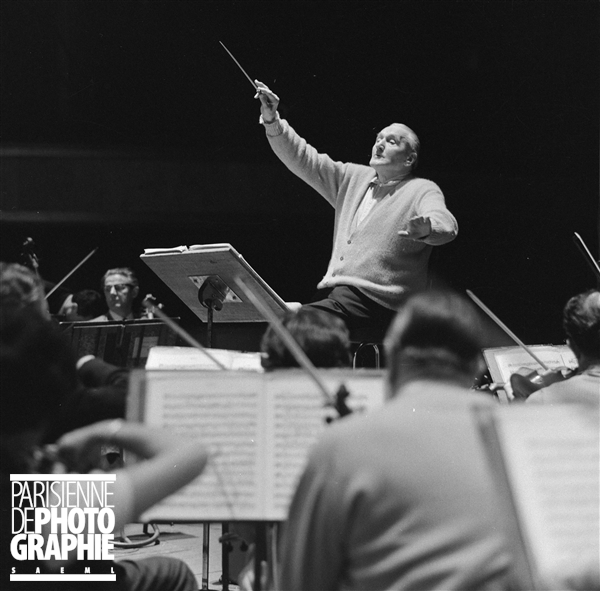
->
[145,345,264,371]
[266,375,331,515]
[487,405,599,587]
[143,246,187,254]
[188,243,233,251]
[129,369,385,522]
[138,371,267,521]
[483,346,577,397]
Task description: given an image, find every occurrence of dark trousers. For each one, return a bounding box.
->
[303,285,399,342]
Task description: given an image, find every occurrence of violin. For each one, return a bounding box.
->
[509,366,576,401]
[466,290,577,401]
[233,276,353,420]
[20,237,41,276]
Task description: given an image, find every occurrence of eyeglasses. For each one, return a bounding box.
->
[103,284,134,294]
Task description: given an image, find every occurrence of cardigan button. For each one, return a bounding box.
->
[340,256,344,261]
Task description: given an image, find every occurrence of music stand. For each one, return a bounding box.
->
[140,244,290,586]
[140,243,290,348]
[60,319,179,368]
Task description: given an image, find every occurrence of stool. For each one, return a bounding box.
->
[349,327,385,369]
[114,523,161,548]
[103,448,161,550]
[352,342,382,369]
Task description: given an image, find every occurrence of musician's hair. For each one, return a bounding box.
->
[0,309,77,436]
[101,267,139,288]
[563,289,600,359]
[261,308,351,370]
[385,290,486,391]
[72,289,105,320]
[0,262,48,318]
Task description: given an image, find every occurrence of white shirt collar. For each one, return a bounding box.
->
[371,173,412,187]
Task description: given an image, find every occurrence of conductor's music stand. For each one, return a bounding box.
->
[140,243,290,348]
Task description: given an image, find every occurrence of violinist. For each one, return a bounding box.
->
[527,289,600,405]
[278,291,513,591]
[233,308,353,589]
[260,308,352,370]
[0,310,205,591]
[63,289,106,321]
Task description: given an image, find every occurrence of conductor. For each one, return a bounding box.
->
[256,81,458,338]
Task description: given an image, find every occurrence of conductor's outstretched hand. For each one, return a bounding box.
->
[398,216,432,240]
[254,80,279,122]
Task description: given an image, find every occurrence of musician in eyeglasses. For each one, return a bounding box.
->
[91,267,141,322]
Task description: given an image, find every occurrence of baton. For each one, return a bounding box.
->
[219,41,258,90]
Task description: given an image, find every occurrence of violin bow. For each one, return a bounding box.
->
[573,232,600,283]
[141,295,227,370]
[232,276,336,408]
[466,290,549,371]
[45,247,99,299]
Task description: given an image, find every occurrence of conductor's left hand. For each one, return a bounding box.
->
[398,216,432,240]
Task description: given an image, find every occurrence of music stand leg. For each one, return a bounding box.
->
[202,525,210,590]
[268,523,279,590]
[254,522,267,591]
[221,522,230,591]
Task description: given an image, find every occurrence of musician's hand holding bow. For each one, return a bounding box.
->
[398,216,432,240]
[254,80,279,123]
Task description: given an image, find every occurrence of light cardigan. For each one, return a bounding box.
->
[264,116,458,310]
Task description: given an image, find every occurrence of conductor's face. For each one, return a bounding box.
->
[369,124,415,177]
[103,273,139,317]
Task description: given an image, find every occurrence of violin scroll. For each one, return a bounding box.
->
[142,294,165,319]
[20,237,40,276]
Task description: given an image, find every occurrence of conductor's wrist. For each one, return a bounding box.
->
[259,112,278,125]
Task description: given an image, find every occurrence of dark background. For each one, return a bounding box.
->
[1,0,598,347]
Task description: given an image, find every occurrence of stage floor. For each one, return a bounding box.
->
[114,522,249,590]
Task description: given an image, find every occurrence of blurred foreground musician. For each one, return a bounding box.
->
[0,310,206,591]
[278,290,514,591]
[255,81,457,338]
[0,262,128,441]
[527,289,600,404]
[234,308,352,589]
